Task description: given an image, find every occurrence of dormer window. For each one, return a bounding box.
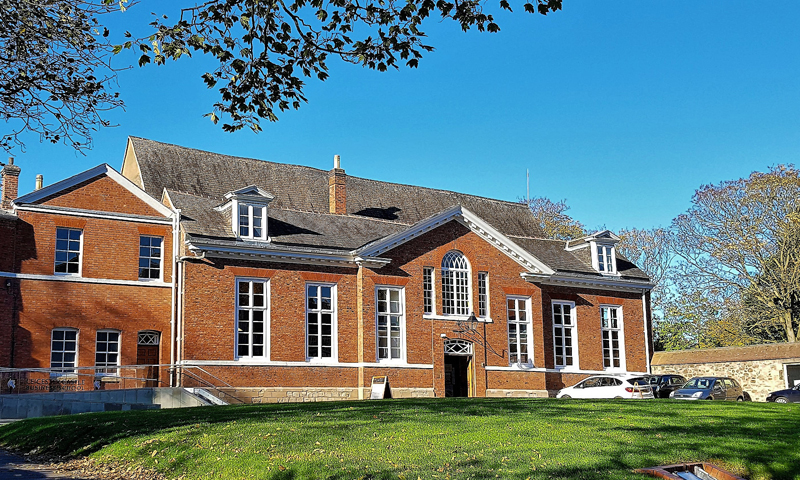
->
[238,203,265,239]
[596,244,615,273]
[218,185,274,242]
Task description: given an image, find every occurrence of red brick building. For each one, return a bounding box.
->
[1,138,654,400]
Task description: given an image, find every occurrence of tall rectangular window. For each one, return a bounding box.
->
[601,306,624,369]
[477,272,489,317]
[238,203,265,240]
[307,284,335,360]
[376,287,404,361]
[139,236,163,280]
[507,297,531,365]
[423,267,433,315]
[51,328,78,376]
[54,227,82,275]
[95,330,120,375]
[236,279,269,358]
[552,301,576,368]
[597,245,615,273]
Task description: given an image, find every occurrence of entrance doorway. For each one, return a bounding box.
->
[137,331,160,387]
[444,339,474,397]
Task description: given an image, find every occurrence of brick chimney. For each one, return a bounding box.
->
[1,157,21,211]
[328,155,346,215]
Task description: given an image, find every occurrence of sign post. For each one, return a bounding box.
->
[369,376,392,399]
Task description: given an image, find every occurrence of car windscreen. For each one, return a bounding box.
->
[627,377,650,386]
[684,378,712,389]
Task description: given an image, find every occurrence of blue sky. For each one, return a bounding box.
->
[9,1,800,232]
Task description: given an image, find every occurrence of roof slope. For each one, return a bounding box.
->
[130,137,543,238]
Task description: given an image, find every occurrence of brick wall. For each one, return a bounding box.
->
[179,220,649,399]
[36,174,162,217]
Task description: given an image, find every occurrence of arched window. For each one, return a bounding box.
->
[441,250,470,315]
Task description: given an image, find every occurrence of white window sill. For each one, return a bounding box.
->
[53,272,81,277]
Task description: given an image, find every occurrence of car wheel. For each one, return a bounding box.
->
[561,395,571,399]
[736,396,743,402]
[775,397,789,404]
[706,396,713,400]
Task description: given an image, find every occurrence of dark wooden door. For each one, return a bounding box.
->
[136,345,159,387]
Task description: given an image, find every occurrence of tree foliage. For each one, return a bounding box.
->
[522,196,585,240]
[1,0,561,152]
[670,165,800,344]
[1,0,123,152]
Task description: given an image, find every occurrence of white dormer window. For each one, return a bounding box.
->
[596,244,615,273]
[238,203,266,239]
[218,185,274,242]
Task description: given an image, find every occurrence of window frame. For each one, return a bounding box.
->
[50,328,79,377]
[305,282,337,361]
[552,300,579,370]
[592,242,618,274]
[138,235,164,281]
[235,277,270,360]
[441,250,472,316]
[506,295,533,366]
[600,305,626,371]
[95,329,121,377]
[422,267,435,315]
[375,286,406,363]
[54,227,83,276]
[477,272,489,318]
[235,201,268,241]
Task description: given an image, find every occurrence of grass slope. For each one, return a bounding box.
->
[1,399,798,480]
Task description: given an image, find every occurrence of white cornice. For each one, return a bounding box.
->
[187,242,390,268]
[12,164,174,218]
[0,271,172,288]
[12,205,173,225]
[521,272,654,292]
[355,205,554,275]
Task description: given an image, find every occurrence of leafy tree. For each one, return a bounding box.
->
[2,0,562,152]
[521,197,585,240]
[1,0,123,152]
[671,165,800,343]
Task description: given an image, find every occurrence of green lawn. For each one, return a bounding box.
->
[1,399,798,480]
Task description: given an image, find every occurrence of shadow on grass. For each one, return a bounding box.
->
[1,398,799,480]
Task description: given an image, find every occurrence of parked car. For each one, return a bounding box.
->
[556,374,654,399]
[648,374,688,399]
[766,384,800,403]
[669,376,745,401]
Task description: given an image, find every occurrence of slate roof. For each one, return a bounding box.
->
[651,343,800,365]
[133,137,651,283]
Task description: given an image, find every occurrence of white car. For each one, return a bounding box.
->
[556,374,654,399]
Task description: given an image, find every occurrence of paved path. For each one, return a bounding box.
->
[0,450,92,480]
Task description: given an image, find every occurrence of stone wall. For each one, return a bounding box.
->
[652,357,799,402]
[218,386,435,403]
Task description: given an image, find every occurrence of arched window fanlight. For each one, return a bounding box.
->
[442,250,470,315]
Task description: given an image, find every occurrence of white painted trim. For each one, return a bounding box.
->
[551,300,579,371]
[138,234,165,282]
[600,304,627,372]
[305,282,338,362]
[506,295,535,367]
[53,226,83,277]
[234,277,271,361]
[13,164,174,217]
[179,360,434,369]
[374,285,407,363]
[0,271,172,288]
[522,272,655,292]
[355,205,555,275]
[485,365,649,375]
[13,204,174,224]
[189,243,390,269]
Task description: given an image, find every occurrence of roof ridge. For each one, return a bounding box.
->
[132,136,531,208]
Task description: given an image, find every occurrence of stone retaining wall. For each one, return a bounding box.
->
[486,389,550,398]
[217,386,435,403]
[652,358,798,402]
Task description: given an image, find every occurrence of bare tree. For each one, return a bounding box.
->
[521,197,586,240]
